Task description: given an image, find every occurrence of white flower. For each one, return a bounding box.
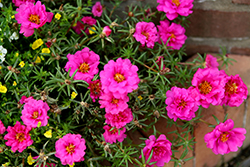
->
[0,46,7,64]
[0,3,3,8]
[9,32,19,41]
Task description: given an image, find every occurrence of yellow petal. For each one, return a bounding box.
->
[44,129,52,138]
[27,154,35,165]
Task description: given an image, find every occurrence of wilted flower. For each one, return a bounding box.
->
[141,134,172,167]
[204,119,246,155]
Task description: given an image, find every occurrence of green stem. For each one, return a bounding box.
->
[199,118,213,126]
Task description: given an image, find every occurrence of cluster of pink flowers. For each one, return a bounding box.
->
[55,133,86,165]
[204,119,246,155]
[141,134,172,167]
[99,58,140,144]
[15,1,54,37]
[133,20,186,50]
[73,16,97,35]
[157,0,194,20]
[64,47,100,83]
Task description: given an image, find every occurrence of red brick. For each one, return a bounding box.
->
[185,44,220,57]
[186,9,250,38]
[230,47,250,56]
[232,0,250,5]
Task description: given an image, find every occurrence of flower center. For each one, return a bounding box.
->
[178,99,186,108]
[141,31,149,40]
[32,111,39,119]
[29,14,40,24]
[114,73,125,83]
[220,132,229,142]
[90,81,101,95]
[170,33,176,39]
[79,62,90,73]
[111,98,119,104]
[153,146,165,160]
[110,127,118,134]
[172,0,181,7]
[16,133,25,142]
[66,143,75,154]
[225,81,238,95]
[198,81,212,94]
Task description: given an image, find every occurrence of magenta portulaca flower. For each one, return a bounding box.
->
[165,87,199,121]
[15,1,54,37]
[157,20,187,50]
[19,95,34,104]
[191,68,226,108]
[99,91,129,114]
[12,0,35,7]
[81,16,96,26]
[55,133,86,165]
[103,125,127,144]
[157,0,193,20]
[4,121,33,152]
[65,48,100,83]
[205,54,219,69]
[100,58,140,98]
[92,2,103,17]
[88,80,103,102]
[156,56,166,70]
[21,99,50,128]
[141,134,172,167]
[72,21,85,35]
[0,120,6,134]
[204,119,246,155]
[221,74,248,107]
[102,26,112,37]
[105,108,133,129]
[133,21,158,49]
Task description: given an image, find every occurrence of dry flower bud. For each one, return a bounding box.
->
[153,110,160,119]
[76,110,80,115]
[17,103,22,109]
[48,31,52,36]
[52,38,57,43]
[110,22,119,27]
[148,94,155,100]
[80,101,89,108]
[104,144,111,154]
[59,4,64,11]
[65,79,71,85]
[134,119,142,128]
[13,23,18,29]
[99,33,105,38]
[5,110,10,114]
[51,53,55,57]
[129,28,135,34]
[160,68,170,75]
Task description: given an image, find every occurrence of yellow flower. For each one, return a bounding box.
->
[13,81,17,86]
[0,66,2,70]
[89,27,96,34]
[11,15,15,19]
[69,163,75,167]
[0,85,7,93]
[15,52,19,57]
[44,129,52,138]
[19,61,25,68]
[71,92,77,99]
[138,96,143,101]
[31,39,44,50]
[42,48,50,54]
[27,154,35,165]
[33,56,41,63]
[55,13,61,20]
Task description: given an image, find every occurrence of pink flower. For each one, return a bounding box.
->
[15,1,54,37]
[141,134,172,167]
[105,108,133,129]
[191,68,226,108]
[156,56,166,70]
[103,125,127,144]
[88,80,103,102]
[33,157,56,167]
[19,95,34,104]
[81,16,96,26]
[92,2,103,17]
[21,99,50,128]
[99,91,129,114]
[133,21,158,49]
[100,58,140,98]
[165,87,199,121]
[4,121,33,153]
[12,0,35,7]
[221,75,248,107]
[157,20,187,50]
[72,21,85,35]
[64,48,100,83]
[157,0,193,20]
[55,133,86,165]
[204,119,246,155]
[0,120,6,134]
[205,54,219,68]
[102,26,112,37]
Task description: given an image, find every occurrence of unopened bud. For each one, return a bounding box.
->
[128,11,134,17]
[52,38,57,43]
[7,66,12,71]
